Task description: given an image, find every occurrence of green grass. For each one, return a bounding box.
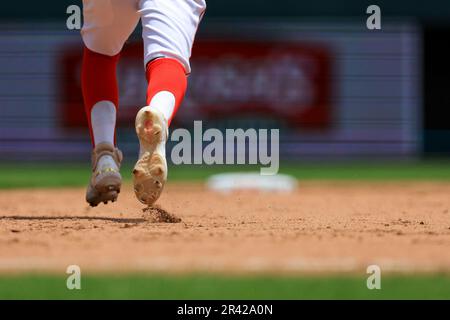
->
[0,273,450,299]
[0,161,450,189]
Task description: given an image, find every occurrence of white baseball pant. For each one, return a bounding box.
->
[81,0,206,73]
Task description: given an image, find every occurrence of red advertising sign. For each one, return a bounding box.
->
[61,40,332,129]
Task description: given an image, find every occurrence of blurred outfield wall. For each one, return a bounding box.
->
[0,20,421,162]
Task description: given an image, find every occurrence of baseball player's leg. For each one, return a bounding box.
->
[81,0,140,206]
[132,0,206,205]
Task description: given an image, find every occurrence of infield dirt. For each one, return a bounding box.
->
[0,181,450,274]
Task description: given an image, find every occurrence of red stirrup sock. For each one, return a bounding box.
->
[145,58,187,126]
[81,46,120,147]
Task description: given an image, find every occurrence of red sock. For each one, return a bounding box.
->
[146,58,187,125]
[81,47,120,146]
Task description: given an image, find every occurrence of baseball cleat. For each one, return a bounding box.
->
[86,142,123,207]
[133,107,168,205]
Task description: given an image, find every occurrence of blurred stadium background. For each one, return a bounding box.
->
[0,0,449,164]
[1,0,450,300]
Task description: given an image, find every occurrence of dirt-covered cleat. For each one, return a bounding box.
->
[133,107,168,205]
[86,142,123,207]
